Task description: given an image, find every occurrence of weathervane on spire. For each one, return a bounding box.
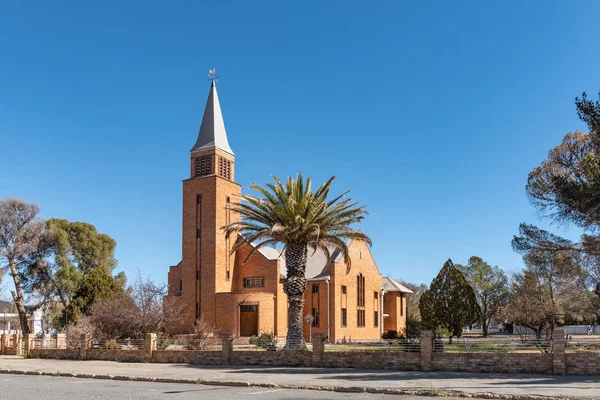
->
[208,68,219,83]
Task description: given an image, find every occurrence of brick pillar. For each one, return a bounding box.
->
[23,334,34,355]
[145,333,157,360]
[0,334,6,355]
[552,329,566,375]
[221,332,234,364]
[80,334,90,359]
[312,332,324,367]
[12,334,20,355]
[420,331,434,372]
[56,333,66,349]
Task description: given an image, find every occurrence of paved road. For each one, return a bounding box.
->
[1,374,452,400]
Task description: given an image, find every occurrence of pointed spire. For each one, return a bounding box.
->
[191,77,234,156]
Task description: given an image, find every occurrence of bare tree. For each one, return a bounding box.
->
[0,198,45,334]
[82,272,183,339]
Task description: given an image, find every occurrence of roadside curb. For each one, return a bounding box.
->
[0,368,573,400]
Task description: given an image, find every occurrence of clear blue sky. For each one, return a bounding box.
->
[2,1,599,287]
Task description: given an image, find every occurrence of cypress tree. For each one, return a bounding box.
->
[420,259,480,339]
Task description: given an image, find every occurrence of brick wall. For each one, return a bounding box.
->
[566,352,600,375]
[153,350,225,365]
[25,331,600,376]
[86,349,146,362]
[432,353,553,374]
[30,349,80,359]
[321,351,421,370]
[330,240,383,342]
[231,350,312,367]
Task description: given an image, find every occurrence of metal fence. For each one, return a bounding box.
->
[234,337,308,351]
[90,338,146,350]
[325,339,421,353]
[434,336,553,353]
[565,336,600,352]
[156,336,222,351]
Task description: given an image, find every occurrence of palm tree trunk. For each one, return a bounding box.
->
[283,244,308,350]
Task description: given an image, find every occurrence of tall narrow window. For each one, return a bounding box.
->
[312,308,319,327]
[399,293,404,316]
[341,285,347,294]
[195,303,200,318]
[374,311,378,328]
[341,308,347,327]
[357,274,365,327]
[312,284,319,294]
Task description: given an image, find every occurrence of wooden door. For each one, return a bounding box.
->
[240,305,258,337]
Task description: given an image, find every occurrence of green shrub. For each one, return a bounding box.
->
[381,330,398,340]
[249,332,276,349]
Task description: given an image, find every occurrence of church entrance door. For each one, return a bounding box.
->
[240,305,258,337]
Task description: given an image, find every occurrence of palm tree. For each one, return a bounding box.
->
[224,174,371,349]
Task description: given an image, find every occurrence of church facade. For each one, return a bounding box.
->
[164,80,411,341]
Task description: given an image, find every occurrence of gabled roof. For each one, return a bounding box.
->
[382,277,413,294]
[190,80,234,155]
[250,243,340,280]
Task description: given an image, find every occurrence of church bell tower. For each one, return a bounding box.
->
[179,71,241,329]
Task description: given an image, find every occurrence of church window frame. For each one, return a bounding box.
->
[312,307,319,327]
[357,274,366,327]
[243,276,264,288]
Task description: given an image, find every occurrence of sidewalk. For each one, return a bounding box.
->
[0,356,598,399]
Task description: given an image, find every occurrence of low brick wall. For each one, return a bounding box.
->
[87,349,146,363]
[432,352,553,374]
[231,350,311,367]
[566,352,600,375]
[2,347,19,356]
[153,350,225,365]
[19,330,600,375]
[30,349,81,360]
[322,351,421,370]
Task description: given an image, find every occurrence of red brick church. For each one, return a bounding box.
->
[164,77,411,341]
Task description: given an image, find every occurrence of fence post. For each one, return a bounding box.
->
[420,331,434,372]
[80,334,89,359]
[23,333,33,356]
[11,334,19,355]
[552,329,566,375]
[145,333,157,360]
[312,332,324,367]
[221,332,234,364]
[0,334,6,355]
[56,333,66,349]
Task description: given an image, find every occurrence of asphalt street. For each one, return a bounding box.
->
[1,374,456,400]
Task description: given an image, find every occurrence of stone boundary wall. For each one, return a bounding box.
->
[15,331,600,375]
